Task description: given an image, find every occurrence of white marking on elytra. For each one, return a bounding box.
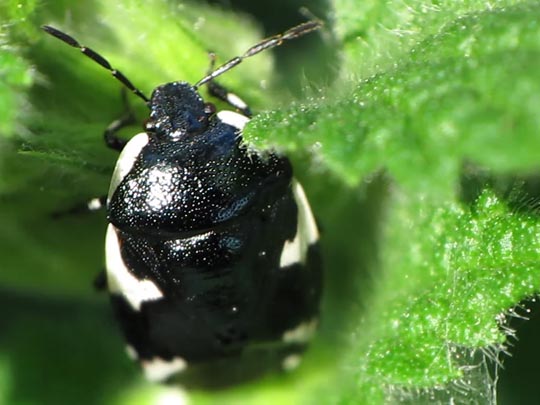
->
[141,356,188,382]
[282,318,318,344]
[105,224,163,311]
[279,180,319,268]
[282,354,302,371]
[107,132,149,202]
[217,110,250,131]
[87,197,103,211]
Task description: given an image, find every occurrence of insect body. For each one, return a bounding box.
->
[43,21,321,385]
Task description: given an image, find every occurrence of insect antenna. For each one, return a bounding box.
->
[194,20,323,89]
[42,25,150,104]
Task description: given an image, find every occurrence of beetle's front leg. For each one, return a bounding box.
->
[104,89,138,151]
[93,270,108,291]
[52,195,107,218]
[205,52,252,117]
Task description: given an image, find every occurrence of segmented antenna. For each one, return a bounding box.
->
[194,20,323,89]
[42,25,150,103]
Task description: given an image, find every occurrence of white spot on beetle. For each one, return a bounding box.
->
[87,197,103,211]
[142,356,187,382]
[282,318,318,344]
[108,132,149,201]
[279,180,319,268]
[217,110,250,130]
[282,354,302,371]
[105,224,163,311]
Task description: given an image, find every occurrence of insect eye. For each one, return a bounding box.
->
[204,102,216,115]
[143,119,156,132]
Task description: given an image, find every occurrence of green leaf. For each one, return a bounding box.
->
[247,2,540,193]
[0,0,36,138]
[244,0,540,403]
[338,191,540,402]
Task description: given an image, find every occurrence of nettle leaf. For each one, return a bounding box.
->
[248,2,540,193]
[244,0,540,403]
[334,191,540,403]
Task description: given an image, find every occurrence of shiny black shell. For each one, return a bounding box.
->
[105,82,321,385]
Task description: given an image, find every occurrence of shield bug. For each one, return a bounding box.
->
[43,20,321,386]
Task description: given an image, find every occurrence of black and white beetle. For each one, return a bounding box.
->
[43,21,321,385]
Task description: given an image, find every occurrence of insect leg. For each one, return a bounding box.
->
[94,270,108,291]
[104,89,137,151]
[205,52,252,117]
[51,195,107,218]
